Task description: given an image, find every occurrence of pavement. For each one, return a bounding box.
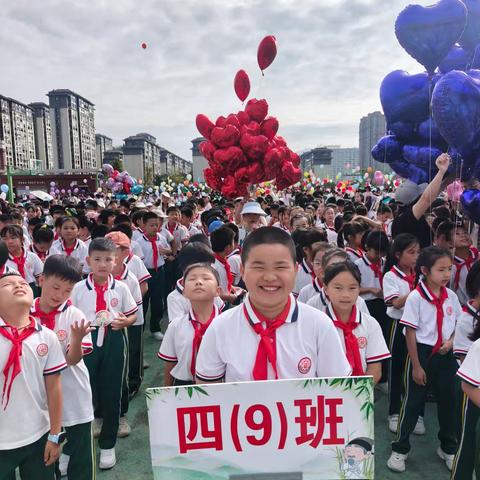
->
[95,334,452,480]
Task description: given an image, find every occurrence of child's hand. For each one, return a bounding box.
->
[70,320,93,342]
[371,288,383,298]
[435,153,450,173]
[44,440,61,466]
[439,339,453,355]
[413,365,427,386]
[111,312,130,330]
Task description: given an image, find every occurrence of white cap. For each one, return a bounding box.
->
[136,201,146,208]
[241,201,266,216]
[161,192,170,198]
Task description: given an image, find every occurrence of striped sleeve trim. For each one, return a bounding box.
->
[44,362,68,375]
[195,371,225,382]
[457,370,480,387]
[399,319,417,329]
[157,352,178,362]
[81,342,93,355]
[124,306,138,316]
[453,348,468,357]
[384,294,399,302]
[366,353,391,363]
[138,274,151,284]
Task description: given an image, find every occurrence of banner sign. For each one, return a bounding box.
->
[146,377,374,480]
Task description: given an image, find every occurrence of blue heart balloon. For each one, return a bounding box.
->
[439,44,473,73]
[390,159,432,184]
[402,145,443,168]
[395,0,467,73]
[432,70,480,160]
[459,0,480,49]
[461,188,480,223]
[417,117,447,146]
[387,121,416,141]
[371,135,403,164]
[380,71,431,124]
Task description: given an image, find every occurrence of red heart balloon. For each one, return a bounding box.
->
[210,125,240,148]
[281,161,302,185]
[237,110,250,125]
[225,114,240,128]
[264,148,284,179]
[248,162,265,184]
[213,146,247,173]
[199,141,217,162]
[204,168,223,191]
[196,114,215,139]
[245,99,269,123]
[240,133,269,161]
[273,135,287,147]
[234,166,250,184]
[261,116,279,140]
[257,36,277,72]
[241,121,262,136]
[221,175,239,198]
[216,116,227,127]
[234,70,250,102]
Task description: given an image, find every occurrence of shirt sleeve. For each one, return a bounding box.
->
[365,315,391,363]
[43,330,67,375]
[121,284,138,316]
[297,285,310,304]
[158,321,178,362]
[454,314,474,358]
[136,259,151,284]
[132,241,144,260]
[383,272,400,305]
[400,291,420,329]
[131,277,143,310]
[195,323,226,382]
[32,253,43,278]
[357,296,370,315]
[458,339,480,387]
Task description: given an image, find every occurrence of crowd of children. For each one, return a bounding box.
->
[3,158,480,478]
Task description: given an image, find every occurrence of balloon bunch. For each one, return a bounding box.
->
[102,164,144,199]
[196,36,302,199]
[372,0,480,189]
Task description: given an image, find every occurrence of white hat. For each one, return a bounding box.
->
[145,201,153,207]
[153,208,167,218]
[136,201,146,208]
[161,192,170,198]
[241,201,266,216]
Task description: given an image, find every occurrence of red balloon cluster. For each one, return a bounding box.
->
[196,98,301,198]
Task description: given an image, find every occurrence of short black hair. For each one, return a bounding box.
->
[114,213,131,225]
[324,260,361,286]
[28,218,44,230]
[77,215,94,233]
[88,237,116,254]
[363,230,389,253]
[188,234,210,246]
[181,207,194,219]
[210,226,235,253]
[1,224,23,240]
[32,225,54,244]
[167,206,180,214]
[98,209,116,225]
[435,220,455,242]
[142,211,158,224]
[0,239,8,267]
[131,210,146,226]
[241,226,296,264]
[110,223,133,239]
[91,224,110,239]
[178,242,215,273]
[223,222,239,244]
[43,255,83,284]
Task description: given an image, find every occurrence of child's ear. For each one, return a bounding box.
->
[420,266,428,277]
[38,274,44,288]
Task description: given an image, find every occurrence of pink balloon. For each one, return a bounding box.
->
[447,180,463,202]
[373,170,385,186]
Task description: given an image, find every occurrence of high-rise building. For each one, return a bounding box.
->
[326,146,360,177]
[191,137,207,182]
[300,147,333,177]
[0,95,37,171]
[103,148,124,171]
[95,134,113,166]
[48,89,96,170]
[359,111,387,171]
[29,102,54,170]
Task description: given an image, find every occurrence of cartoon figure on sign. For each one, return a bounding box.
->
[340,437,373,479]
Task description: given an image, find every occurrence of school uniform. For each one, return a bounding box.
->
[0,317,66,480]
[31,299,95,480]
[131,227,144,243]
[159,305,221,385]
[187,223,202,237]
[49,238,89,274]
[324,303,390,375]
[163,222,189,250]
[326,227,338,246]
[345,247,363,263]
[383,266,416,417]
[163,223,188,298]
[293,259,315,296]
[454,302,477,359]
[213,254,233,293]
[130,239,144,260]
[124,252,151,286]
[272,222,290,234]
[5,249,43,291]
[453,337,480,479]
[29,243,50,263]
[71,274,138,450]
[298,277,323,304]
[306,285,370,315]
[137,233,170,334]
[167,278,224,323]
[451,247,479,305]
[392,281,461,456]
[227,248,242,286]
[195,293,352,383]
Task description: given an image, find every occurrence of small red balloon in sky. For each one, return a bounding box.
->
[257,35,277,73]
[141,42,147,49]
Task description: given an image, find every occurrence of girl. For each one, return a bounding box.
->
[382,234,422,435]
[290,213,310,232]
[323,261,390,384]
[159,263,221,386]
[1,225,43,292]
[342,222,366,262]
[322,206,338,245]
[388,247,461,473]
[451,261,480,479]
[49,217,89,274]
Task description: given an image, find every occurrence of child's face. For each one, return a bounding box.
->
[60,221,79,242]
[87,250,115,278]
[325,271,360,312]
[344,445,368,462]
[180,214,191,227]
[114,245,130,267]
[366,248,382,263]
[324,208,335,224]
[168,211,180,224]
[144,219,159,237]
[291,216,309,231]
[454,228,471,249]
[0,275,33,314]
[240,243,296,310]
[183,267,219,302]
[78,227,91,241]
[39,275,75,309]
[279,211,290,225]
[35,241,52,253]
[398,243,420,270]
[422,256,452,288]
[312,251,325,280]
[353,233,363,248]
[3,233,22,253]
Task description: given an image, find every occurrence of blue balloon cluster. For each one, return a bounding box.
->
[372,0,480,191]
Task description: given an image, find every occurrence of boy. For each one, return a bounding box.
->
[224,222,243,287]
[195,227,351,383]
[30,225,54,262]
[0,272,66,479]
[180,206,201,237]
[71,238,138,470]
[138,211,172,340]
[32,255,95,479]
[159,263,221,385]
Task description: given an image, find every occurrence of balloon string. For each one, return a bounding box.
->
[452,157,464,262]
[428,78,434,246]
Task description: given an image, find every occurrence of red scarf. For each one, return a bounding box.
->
[167,222,177,235]
[62,239,76,257]
[11,251,26,279]
[147,235,159,270]
[330,306,364,376]
[94,281,108,313]
[391,265,416,291]
[454,248,479,289]
[417,282,448,355]
[0,265,4,275]
[31,298,65,331]
[245,297,292,381]
[366,256,383,289]
[189,307,217,377]
[30,244,47,262]
[346,247,363,259]
[0,318,36,409]
[215,254,233,291]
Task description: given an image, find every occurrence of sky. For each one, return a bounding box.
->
[1,0,424,160]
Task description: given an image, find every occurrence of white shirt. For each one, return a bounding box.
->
[132,228,144,243]
[326,227,338,246]
[345,247,363,263]
[195,293,352,383]
[272,222,290,234]
[167,279,224,323]
[0,318,67,449]
[124,253,151,285]
[115,266,144,326]
[137,233,170,270]
[31,300,94,427]
[159,305,221,381]
[162,223,189,251]
[400,282,462,347]
[130,239,144,260]
[227,249,242,286]
[383,266,415,320]
[457,337,480,387]
[213,257,229,292]
[294,259,314,295]
[306,286,370,315]
[355,254,384,301]
[187,224,202,237]
[49,238,89,274]
[298,278,323,304]
[454,302,477,358]
[324,304,391,372]
[5,249,43,284]
[451,248,479,306]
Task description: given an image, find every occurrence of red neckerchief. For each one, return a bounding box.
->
[364,254,383,289]
[10,250,26,279]
[0,265,4,275]
[31,298,69,331]
[301,258,315,280]
[167,222,177,235]
[30,244,48,262]
[416,281,448,355]
[146,234,159,270]
[312,277,323,293]
[329,305,364,376]
[114,265,127,281]
[54,232,59,241]
[391,265,416,291]
[0,317,36,409]
[189,306,218,378]
[215,254,233,291]
[62,239,77,257]
[244,296,293,381]
[93,278,108,313]
[454,247,479,289]
[345,247,363,259]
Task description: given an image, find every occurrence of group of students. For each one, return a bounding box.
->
[2,183,480,480]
